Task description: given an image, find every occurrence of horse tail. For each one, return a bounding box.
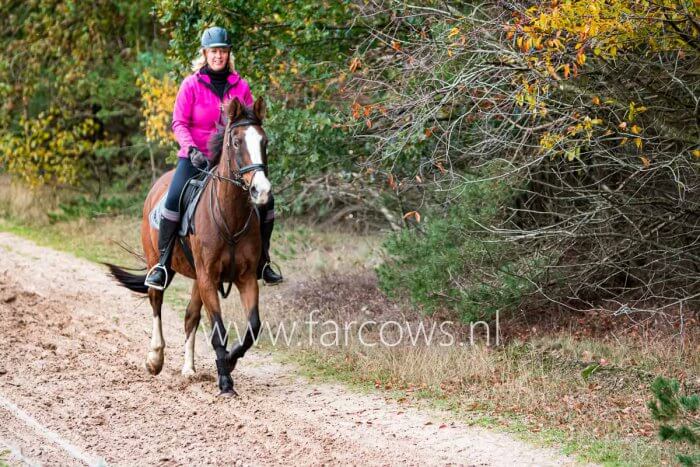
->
[103,263,149,294]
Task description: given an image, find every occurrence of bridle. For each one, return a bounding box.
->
[213,118,267,190]
[205,118,267,246]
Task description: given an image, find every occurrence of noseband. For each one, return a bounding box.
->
[220,119,266,191]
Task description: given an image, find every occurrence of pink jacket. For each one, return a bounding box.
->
[172,69,254,159]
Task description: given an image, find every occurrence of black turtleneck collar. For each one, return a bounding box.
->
[202,65,230,99]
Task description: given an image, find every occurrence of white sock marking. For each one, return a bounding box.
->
[150,316,164,351]
[182,329,196,375]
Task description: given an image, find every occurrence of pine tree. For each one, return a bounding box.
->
[648,377,700,466]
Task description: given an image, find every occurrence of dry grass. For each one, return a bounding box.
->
[260,272,699,465]
[0,175,65,224]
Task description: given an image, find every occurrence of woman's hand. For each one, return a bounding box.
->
[188,146,208,169]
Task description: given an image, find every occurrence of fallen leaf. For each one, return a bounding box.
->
[403,211,421,223]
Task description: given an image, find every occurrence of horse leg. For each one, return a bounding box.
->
[182,283,202,376]
[197,278,235,395]
[145,288,165,375]
[225,273,261,370]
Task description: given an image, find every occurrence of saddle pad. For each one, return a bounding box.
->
[149,178,206,237]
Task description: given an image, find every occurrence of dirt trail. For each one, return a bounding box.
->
[0,232,580,466]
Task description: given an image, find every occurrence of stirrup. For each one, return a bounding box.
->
[261,261,283,286]
[144,264,168,291]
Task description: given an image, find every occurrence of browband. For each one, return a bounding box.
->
[230,119,262,128]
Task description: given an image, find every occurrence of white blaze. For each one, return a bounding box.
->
[244,126,271,205]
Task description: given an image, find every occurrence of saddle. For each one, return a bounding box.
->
[148,170,210,274]
[149,170,210,237]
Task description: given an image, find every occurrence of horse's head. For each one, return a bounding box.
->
[220,97,271,206]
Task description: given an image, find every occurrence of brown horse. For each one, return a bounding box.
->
[106,97,270,396]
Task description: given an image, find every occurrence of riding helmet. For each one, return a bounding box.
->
[201,26,231,49]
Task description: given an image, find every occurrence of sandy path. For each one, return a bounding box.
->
[0,232,579,466]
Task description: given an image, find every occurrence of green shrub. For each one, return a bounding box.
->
[377,175,548,322]
[649,376,700,466]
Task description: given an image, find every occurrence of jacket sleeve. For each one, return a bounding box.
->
[172,77,196,157]
[241,80,254,106]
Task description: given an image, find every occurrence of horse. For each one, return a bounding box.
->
[106,97,270,396]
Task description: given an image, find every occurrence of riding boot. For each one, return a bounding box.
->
[144,217,180,290]
[257,218,283,285]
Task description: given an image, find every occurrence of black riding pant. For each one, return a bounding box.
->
[163,157,199,221]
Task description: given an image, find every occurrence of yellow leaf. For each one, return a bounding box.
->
[635,137,643,150]
[592,96,600,105]
[448,27,460,39]
[693,149,700,159]
[546,64,561,80]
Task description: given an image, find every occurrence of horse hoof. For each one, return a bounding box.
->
[145,350,164,375]
[218,389,238,398]
[218,374,234,394]
[181,367,196,377]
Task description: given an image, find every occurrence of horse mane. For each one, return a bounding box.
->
[208,125,226,167]
[207,106,259,167]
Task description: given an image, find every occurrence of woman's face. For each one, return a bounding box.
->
[204,47,230,72]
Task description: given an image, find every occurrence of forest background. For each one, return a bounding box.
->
[0,1,699,464]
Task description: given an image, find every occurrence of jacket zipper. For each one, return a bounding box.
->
[197,76,234,125]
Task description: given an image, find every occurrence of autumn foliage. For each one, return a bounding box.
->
[351,0,699,315]
[137,70,179,150]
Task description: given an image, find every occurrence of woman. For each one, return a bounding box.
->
[144,26,283,290]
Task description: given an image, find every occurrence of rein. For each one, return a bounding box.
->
[199,118,265,246]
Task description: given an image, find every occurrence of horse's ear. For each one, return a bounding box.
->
[227,98,244,122]
[253,97,266,122]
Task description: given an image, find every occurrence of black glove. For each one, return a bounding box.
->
[188,146,208,169]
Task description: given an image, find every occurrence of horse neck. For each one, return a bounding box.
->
[212,165,250,223]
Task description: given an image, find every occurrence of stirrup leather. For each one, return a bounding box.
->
[144,263,169,291]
